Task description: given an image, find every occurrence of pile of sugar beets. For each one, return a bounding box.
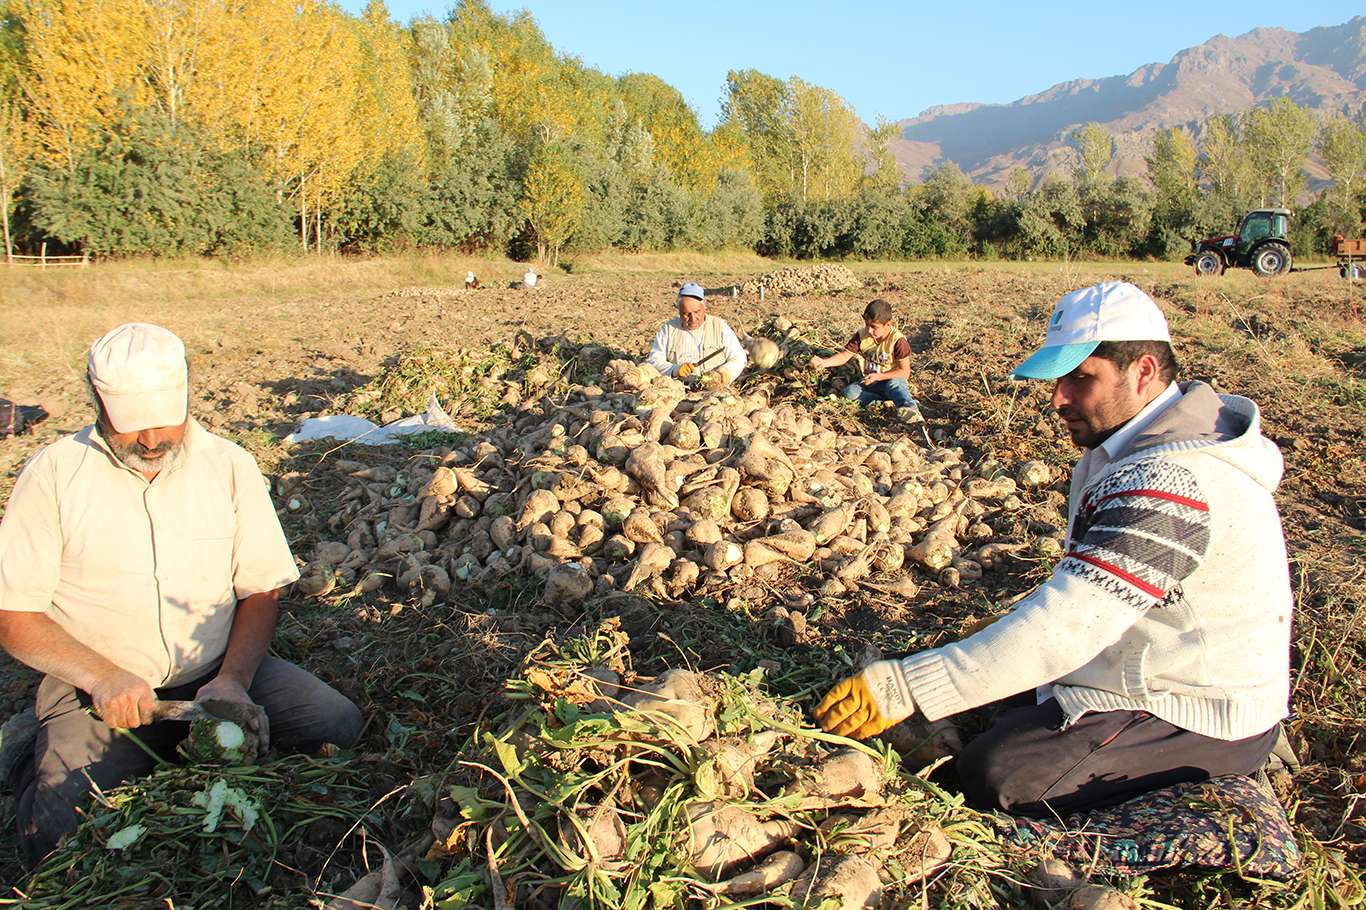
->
[738,263,862,297]
[291,339,1062,616]
[421,622,956,909]
[390,623,1136,910]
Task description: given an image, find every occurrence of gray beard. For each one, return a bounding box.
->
[108,435,187,475]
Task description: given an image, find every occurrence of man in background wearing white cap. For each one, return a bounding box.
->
[646,282,748,386]
[815,281,1292,817]
[0,323,363,865]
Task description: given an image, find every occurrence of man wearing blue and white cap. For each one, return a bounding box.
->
[646,282,747,386]
[816,281,1293,817]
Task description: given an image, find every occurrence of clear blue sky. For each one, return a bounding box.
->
[344,1,1364,127]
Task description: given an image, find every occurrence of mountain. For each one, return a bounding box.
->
[891,16,1366,187]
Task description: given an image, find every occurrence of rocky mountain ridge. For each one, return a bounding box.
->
[891,16,1366,187]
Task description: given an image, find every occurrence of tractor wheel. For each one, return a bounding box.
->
[1252,242,1292,277]
[1193,251,1224,276]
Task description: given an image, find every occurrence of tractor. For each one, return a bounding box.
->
[1185,208,1292,277]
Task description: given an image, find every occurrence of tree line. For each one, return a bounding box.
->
[0,0,1363,262]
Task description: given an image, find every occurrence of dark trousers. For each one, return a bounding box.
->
[957,697,1279,818]
[14,656,363,866]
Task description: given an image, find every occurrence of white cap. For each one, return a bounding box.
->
[1013,281,1170,380]
[87,323,189,433]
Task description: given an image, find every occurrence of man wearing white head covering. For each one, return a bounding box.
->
[815,282,1292,817]
[0,323,363,865]
[646,282,747,385]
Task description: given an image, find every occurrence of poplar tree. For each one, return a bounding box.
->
[0,93,24,257]
[141,0,225,125]
[618,73,713,191]
[1318,114,1366,234]
[520,143,583,265]
[865,118,902,194]
[1071,122,1113,190]
[1145,126,1199,256]
[352,0,423,166]
[448,0,563,141]
[13,0,152,166]
[0,11,27,257]
[206,0,370,249]
[721,69,795,201]
[785,77,862,203]
[1244,98,1316,208]
[1197,113,1252,229]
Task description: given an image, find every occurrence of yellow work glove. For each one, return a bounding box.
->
[814,659,916,740]
[676,362,695,379]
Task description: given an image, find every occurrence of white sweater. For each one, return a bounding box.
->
[899,382,1292,741]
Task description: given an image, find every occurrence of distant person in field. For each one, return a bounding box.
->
[815,281,1292,817]
[0,323,363,866]
[646,282,748,386]
[808,299,920,417]
[465,271,480,290]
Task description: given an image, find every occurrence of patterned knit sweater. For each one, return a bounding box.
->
[899,382,1293,741]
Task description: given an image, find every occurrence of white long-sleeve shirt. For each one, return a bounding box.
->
[647,315,748,382]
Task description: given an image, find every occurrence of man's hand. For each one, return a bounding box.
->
[676,362,695,379]
[195,674,252,707]
[90,669,156,729]
[195,674,269,755]
[814,660,916,739]
[697,369,725,389]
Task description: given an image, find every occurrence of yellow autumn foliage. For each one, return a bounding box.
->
[352,0,425,169]
[3,0,863,254]
[13,0,420,211]
[521,148,583,265]
[14,0,154,167]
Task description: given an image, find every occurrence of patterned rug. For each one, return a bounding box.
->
[997,774,1301,878]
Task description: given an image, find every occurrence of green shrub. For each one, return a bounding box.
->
[24,102,290,257]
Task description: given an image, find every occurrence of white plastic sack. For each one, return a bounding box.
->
[285,393,458,446]
[284,414,380,445]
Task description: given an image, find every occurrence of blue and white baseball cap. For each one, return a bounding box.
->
[1013,281,1170,380]
[678,282,705,301]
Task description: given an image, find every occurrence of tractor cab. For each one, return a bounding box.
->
[1236,209,1289,254]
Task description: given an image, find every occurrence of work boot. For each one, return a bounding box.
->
[1268,722,1301,774]
[1254,722,1299,799]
